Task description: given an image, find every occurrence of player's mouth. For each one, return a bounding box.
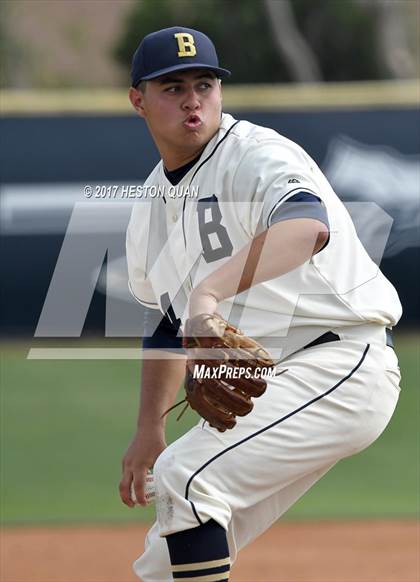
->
[183,114,202,130]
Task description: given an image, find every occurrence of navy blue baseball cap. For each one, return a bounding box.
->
[131,26,231,86]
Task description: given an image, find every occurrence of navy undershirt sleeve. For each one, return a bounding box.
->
[142,307,184,352]
[269,191,330,229]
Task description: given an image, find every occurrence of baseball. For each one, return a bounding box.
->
[130,473,155,506]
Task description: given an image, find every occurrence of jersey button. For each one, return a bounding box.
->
[172,214,178,222]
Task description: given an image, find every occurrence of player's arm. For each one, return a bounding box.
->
[189,216,329,317]
[119,312,186,508]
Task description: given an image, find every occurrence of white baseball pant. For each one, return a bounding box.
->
[134,328,400,581]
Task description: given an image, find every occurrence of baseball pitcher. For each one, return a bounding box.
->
[120,27,402,581]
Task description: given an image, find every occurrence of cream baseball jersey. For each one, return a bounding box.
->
[126,113,402,357]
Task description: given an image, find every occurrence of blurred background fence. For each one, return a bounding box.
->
[1,82,419,337]
[1,0,419,337]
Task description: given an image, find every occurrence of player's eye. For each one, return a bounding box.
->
[164,85,181,94]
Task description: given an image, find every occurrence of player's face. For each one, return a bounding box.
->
[129,69,222,169]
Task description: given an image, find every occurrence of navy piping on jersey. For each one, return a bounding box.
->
[164,152,203,186]
[184,343,370,525]
[128,281,159,308]
[182,120,241,249]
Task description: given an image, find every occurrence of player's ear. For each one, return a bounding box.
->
[129,86,146,118]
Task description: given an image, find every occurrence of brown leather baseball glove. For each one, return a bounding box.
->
[182,313,277,432]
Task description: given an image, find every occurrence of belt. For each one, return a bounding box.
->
[304,328,394,350]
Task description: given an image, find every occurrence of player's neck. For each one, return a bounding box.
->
[161,147,207,172]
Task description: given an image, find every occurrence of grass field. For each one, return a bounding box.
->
[1,333,419,526]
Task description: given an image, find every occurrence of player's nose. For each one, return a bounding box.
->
[182,88,201,110]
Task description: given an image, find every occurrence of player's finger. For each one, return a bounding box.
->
[119,471,135,508]
[133,468,149,507]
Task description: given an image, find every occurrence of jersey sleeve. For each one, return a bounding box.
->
[126,203,160,310]
[232,139,323,235]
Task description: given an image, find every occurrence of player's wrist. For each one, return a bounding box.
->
[136,416,167,434]
[188,286,220,318]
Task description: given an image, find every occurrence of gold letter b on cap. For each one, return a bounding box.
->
[174,33,197,57]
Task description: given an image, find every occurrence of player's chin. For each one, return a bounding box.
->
[181,128,208,147]
[188,123,216,141]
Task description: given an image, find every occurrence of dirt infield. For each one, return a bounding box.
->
[1,520,418,582]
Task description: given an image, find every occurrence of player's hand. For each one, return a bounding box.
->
[119,429,166,508]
